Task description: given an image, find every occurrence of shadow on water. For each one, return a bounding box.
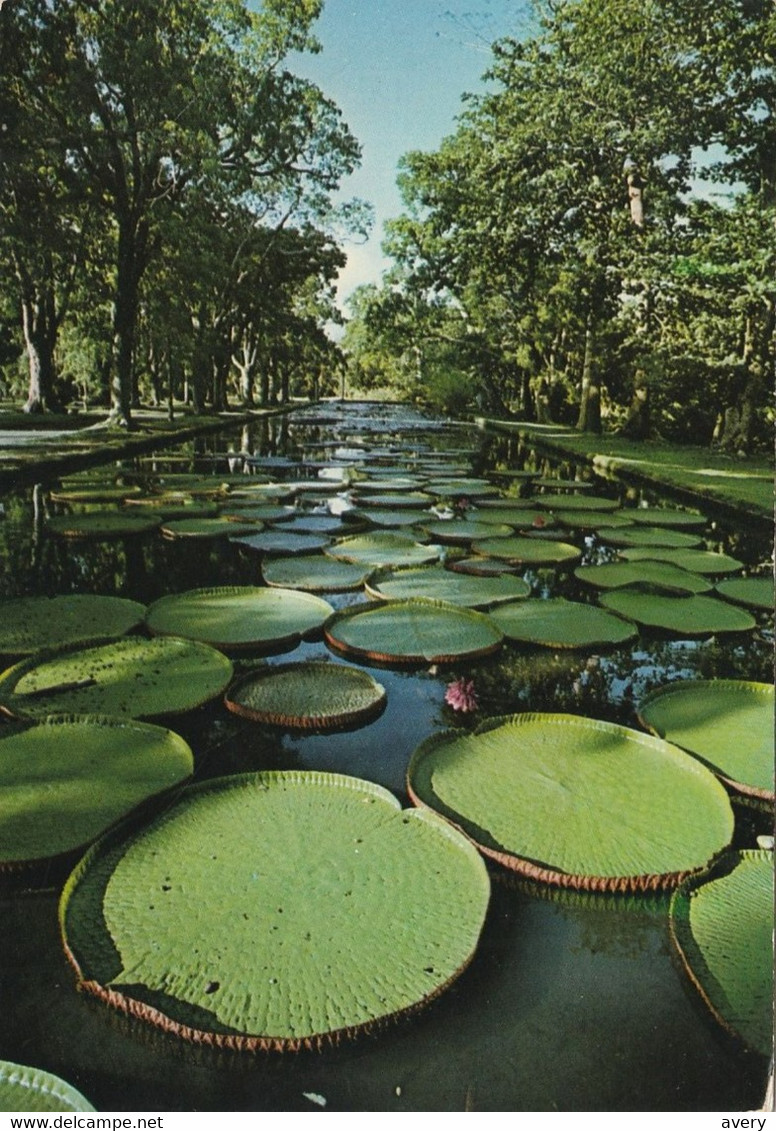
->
[0,402,771,1111]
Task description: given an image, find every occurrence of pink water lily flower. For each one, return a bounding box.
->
[445,677,479,713]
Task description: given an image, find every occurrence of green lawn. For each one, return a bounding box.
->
[480,419,774,521]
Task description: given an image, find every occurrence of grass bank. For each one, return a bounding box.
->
[0,404,296,490]
[478,418,774,525]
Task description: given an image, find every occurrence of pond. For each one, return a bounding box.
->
[0,401,772,1113]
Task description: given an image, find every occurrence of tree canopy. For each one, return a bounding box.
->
[0,0,369,423]
[344,0,774,451]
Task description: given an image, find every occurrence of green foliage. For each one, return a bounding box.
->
[352,0,774,449]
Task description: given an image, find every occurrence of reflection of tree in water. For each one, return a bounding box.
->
[472,633,772,727]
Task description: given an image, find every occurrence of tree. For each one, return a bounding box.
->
[2,0,362,424]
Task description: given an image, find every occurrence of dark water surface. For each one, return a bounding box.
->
[0,403,772,1112]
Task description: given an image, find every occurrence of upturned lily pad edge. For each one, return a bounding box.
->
[407,713,734,894]
[224,662,387,730]
[59,769,491,1053]
[668,848,774,1057]
[637,681,775,804]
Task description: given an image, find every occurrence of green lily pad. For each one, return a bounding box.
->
[504,511,559,531]
[47,513,161,539]
[356,477,425,492]
[600,526,703,549]
[575,561,712,594]
[219,504,294,523]
[714,576,775,611]
[146,587,333,652]
[599,591,756,635]
[420,520,513,544]
[425,479,500,499]
[365,566,530,608]
[225,485,293,503]
[0,595,146,655]
[354,507,427,529]
[261,556,371,593]
[532,479,595,491]
[536,494,618,511]
[447,557,522,577]
[619,548,744,574]
[638,681,774,800]
[477,497,541,510]
[279,514,353,536]
[0,716,192,869]
[0,1061,95,1112]
[408,713,734,891]
[554,510,634,531]
[670,850,773,1055]
[49,485,143,504]
[0,636,233,721]
[491,597,637,648]
[60,771,490,1050]
[230,531,331,556]
[225,662,386,729]
[125,497,221,520]
[471,536,582,567]
[325,598,503,666]
[325,533,440,569]
[161,518,257,540]
[351,491,433,509]
[628,508,707,529]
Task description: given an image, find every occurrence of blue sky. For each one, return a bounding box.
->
[291,1,535,307]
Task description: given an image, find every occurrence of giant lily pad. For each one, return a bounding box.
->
[471,535,581,567]
[225,662,386,729]
[325,533,440,569]
[491,597,637,648]
[50,485,143,504]
[0,595,146,655]
[714,576,775,611]
[600,526,703,549]
[365,566,530,608]
[60,771,490,1050]
[230,530,331,556]
[638,681,774,801]
[554,510,633,531]
[0,716,192,870]
[420,520,513,544]
[619,548,744,575]
[146,587,333,652]
[161,518,257,540]
[351,491,433,509]
[628,508,707,529]
[354,507,427,529]
[325,598,502,666]
[536,494,619,511]
[669,850,773,1055]
[47,513,161,540]
[0,636,233,721]
[574,561,712,595]
[408,713,734,891]
[599,591,756,635]
[261,555,371,593]
[125,497,221,520]
[0,1061,95,1112]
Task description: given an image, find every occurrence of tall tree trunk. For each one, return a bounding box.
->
[111,222,140,428]
[20,288,60,413]
[576,314,601,433]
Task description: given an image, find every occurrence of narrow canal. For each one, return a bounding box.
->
[0,402,772,1112]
